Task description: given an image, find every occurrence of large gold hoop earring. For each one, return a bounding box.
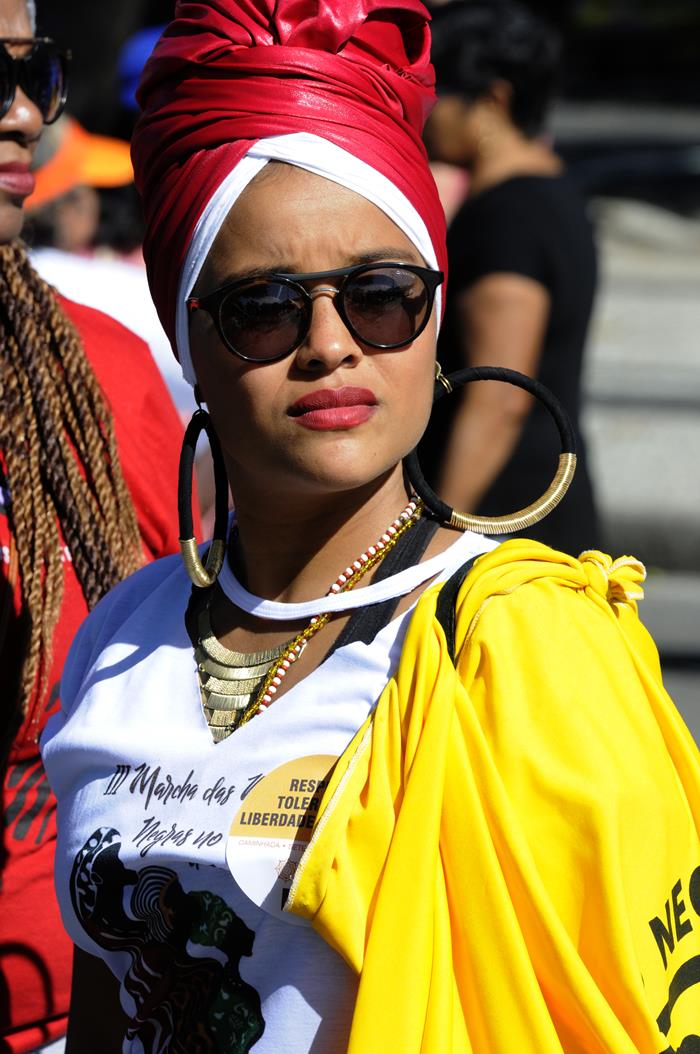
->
[405,365,577,534]
[178,407,229,586]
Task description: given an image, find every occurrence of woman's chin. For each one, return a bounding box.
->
[0,199,26,244]
[298,434,412,492]
[284,461,397,498]
[239,444,403,502]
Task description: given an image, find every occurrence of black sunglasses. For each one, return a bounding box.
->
[0,38,70,125]
[187,262,444,363]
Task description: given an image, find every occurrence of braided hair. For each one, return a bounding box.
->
[0,241,143,738]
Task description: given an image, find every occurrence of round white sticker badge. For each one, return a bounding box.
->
[226,754,337,925]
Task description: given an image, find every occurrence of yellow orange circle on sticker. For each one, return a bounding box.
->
[227,755,337,923]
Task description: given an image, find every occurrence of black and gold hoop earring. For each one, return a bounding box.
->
[405,365,577,534]
[178,405,230,587]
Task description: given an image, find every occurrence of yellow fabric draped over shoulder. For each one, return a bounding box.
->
[286,539,700,1053]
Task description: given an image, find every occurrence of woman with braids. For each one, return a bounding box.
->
[0,2,188,1051]
[42,2,700,1052]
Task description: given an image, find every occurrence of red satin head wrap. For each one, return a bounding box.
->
[132,0,446,356]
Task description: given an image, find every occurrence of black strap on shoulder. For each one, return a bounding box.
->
[434,555,479,664]
[324,515,439,658]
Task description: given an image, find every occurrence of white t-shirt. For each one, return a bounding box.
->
[42,529,494,1053]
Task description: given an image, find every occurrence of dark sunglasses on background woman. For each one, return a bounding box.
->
[0,38,69,124]
[188,262,444,363]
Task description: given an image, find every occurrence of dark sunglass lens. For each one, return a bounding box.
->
[344,267,429,347]
[219,280,307,361]
[22,44,64,122]
[0,48,14,117]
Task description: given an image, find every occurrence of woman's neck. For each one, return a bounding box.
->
[468,131,562,196]
[229,467,414,603]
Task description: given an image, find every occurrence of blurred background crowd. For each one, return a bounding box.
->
[31,0,699,715]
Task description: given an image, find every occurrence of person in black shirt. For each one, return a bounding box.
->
[423,0,601,553]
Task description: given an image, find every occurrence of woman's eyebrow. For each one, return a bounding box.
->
[349,248,421,265]
[206,247,422,288]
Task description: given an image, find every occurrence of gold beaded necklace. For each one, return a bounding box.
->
[194,498,423,741]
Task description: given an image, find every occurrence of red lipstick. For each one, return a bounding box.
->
[288,386,378,431]
[0,162,35,197]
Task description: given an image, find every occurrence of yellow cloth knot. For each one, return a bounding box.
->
[578,550,646,608]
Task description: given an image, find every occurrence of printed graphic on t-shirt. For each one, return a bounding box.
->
[648,869,700,1050]
[71,827,265,1052]
[227,755,337,923]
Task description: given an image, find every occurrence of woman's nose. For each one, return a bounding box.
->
[1,82,44,143]
[294,288,362,373]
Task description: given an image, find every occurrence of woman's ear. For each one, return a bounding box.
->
[486,79,514,117]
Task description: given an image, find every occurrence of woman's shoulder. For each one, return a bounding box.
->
[446,176,577,289]
[447,540,656,671]
[452,174,581,231]
[456,539,644,610]
[97,548,189,608]
[94,551,194,636]
[57,553,193,715]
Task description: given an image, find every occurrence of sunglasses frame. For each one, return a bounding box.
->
[0,37,70,125]
[187,261,444,363]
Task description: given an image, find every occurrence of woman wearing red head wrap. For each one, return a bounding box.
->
[42,2,700,1052]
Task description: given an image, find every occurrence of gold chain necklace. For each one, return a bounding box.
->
[195,498,423,740]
